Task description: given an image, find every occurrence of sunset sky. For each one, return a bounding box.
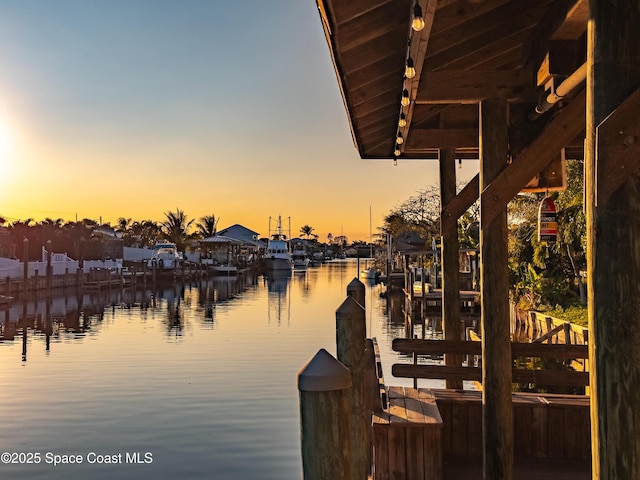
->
[0,1,478,242]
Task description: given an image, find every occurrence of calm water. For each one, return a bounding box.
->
[0,260,443,479]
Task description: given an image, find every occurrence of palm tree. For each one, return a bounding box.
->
[300,225,315,239]
[161,208,194,251]
[129,220,160,248]
[195,214,219,239]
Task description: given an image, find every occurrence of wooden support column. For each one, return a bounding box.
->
[479,98,512,480]
[439,147,462,389]
[586,2,640,478]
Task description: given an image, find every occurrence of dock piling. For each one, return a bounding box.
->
[297,348,354,480]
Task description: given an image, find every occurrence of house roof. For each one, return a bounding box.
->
[316,0,587,160]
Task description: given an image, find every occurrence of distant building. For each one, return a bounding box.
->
[217,224,265,249]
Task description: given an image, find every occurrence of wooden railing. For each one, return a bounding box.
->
[391,339,590,387]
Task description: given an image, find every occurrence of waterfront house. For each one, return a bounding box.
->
[201,224,265,268]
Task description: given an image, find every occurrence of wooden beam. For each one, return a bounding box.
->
[586,2,640,478]
[480,97,512,480]
[392,338,589,359]
[595,86,640,205]
[416,70,537,103]
[391,364,590,387]
[405,128,478,149]
[441,174,479,233]
[398,0,437,156]
[480,89,586,229]
[522,0,584,68]
[440,147,463,389]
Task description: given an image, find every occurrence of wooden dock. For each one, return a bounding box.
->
[409,287,480,311]
[371,386,591,480]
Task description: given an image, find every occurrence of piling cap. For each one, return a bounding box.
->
[347,277,365,292]
[297,348,351,392]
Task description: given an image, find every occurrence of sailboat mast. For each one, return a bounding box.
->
[369,206,373,257]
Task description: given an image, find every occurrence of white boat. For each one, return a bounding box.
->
[211,264,238,275]
[147,243,182,270]
[360,267,379,279]
[291,242,309,269]
[264,216,293,271]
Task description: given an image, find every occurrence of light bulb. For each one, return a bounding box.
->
[396,132,404,145]
[401,89,410,107]
[412,4,425,31]
[398,113,407,128]
[405,57,416,79]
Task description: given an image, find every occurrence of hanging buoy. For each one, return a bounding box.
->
[538,197,557,243]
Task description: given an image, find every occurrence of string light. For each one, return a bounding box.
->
[412,4,425,31]
[405,57,416,79]
[398,112,407,128]
[401,89,410,106]
[396,132,404,144]
[394,143,401,156]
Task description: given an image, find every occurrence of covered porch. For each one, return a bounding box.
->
[313,0,640,478]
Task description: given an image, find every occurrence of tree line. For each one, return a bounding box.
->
[0,210,330,263]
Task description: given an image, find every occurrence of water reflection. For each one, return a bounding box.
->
[265,270,292,326]
[0,261,453,480]
[0,273,264,357]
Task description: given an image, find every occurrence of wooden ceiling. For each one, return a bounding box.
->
[316,0,588,160]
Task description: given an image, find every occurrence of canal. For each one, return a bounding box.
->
[0,259,444,479]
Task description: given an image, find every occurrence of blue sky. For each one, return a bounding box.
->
[0,1,478,241]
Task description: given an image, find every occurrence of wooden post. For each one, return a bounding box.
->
[346,277,365,309]
[586,3,640,478]
[22,237,28,295]
[336,296,368,480]
[298,348,354,480]
[46,239,52,296]
[479,97,513,479]
[440,147,463,389]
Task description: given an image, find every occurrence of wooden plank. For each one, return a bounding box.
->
[372,419,390,480]
[387,425,407,480]
[532,323,566,343]
[562,406,583,459]
[438,400,453,455]
[450,402,469,455]
[513,404,533,457]
[580,405,591,460]
[480,89,586,229]
[388,390,409,423]
[392,338,588,358]
[547,406,565,459]
[423,426,443,480]
[391,364,590,386]
[531,402,549,458]
[467,401,483,456]
[405,422,425,480]
[441,174,479,234]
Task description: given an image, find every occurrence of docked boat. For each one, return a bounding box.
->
[264,216,293,271]
[211,264,238,275]
[291,242,309,269]
[360,267,379,279]
[0,294,13,306]
[147,243,182,270]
